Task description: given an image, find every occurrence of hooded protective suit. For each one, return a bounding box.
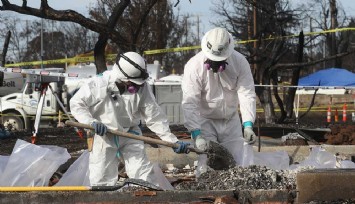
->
[119,74,179,189]
[70,68,178,188]
[120,81,178,144]
[181,50,256,174]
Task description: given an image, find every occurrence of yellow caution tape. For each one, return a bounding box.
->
[144,45,201,55]
[5,27,355,66]
[144,27,355,54]
[5,54,118,67]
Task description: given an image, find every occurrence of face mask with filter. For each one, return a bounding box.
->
[204,59,228,73]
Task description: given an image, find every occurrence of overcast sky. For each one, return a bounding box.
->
[6,0,355,36]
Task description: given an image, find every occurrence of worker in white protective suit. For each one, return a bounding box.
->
[181,27,257,177]
[70,52,190,187]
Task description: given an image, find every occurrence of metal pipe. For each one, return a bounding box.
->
[0,185,126,192]
[0,186,89,192]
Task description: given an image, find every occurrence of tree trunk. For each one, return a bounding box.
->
[0,31,11,87]
[262,91,276,123]
[94,36,108,74]
[285,31,304,118]
[94,0,130,73]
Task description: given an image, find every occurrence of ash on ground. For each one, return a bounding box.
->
[306,199,355,204]
[118,185,152,193]
[175,165,310,191]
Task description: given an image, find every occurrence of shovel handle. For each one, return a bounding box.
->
[65,121,204,154]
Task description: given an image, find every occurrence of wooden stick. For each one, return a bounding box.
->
[65,121,205,154]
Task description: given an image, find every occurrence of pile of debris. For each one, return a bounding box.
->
[175,165,309,191]
[325,124,355,145]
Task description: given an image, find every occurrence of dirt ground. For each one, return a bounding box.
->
[324,124,355,145]
[0,122,354,156]
[0,122,354,203]
[0,124,194,156]
[0,127,88,156]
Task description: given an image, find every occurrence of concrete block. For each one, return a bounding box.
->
[296,169,355,203]
[146,146,197,169]
[237,190,294,203]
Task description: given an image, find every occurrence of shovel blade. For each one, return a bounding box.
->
[206,141,236,170]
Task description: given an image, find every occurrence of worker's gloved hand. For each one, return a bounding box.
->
[243,121,256,144]
[191,129,208,151]
[173,141,191,154]
[91,121,107,136]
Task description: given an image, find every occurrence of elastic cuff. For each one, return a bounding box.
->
[90,120,98,126]
[191,129,201,139]
[243,121,253,128]
[128,130,140,135]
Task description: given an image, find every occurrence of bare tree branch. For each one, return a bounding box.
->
[0,0,126,43]
[94,0,130,73]
[275,50,355,68]
[131,0,159,52]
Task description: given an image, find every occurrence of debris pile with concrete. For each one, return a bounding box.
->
[176,165,312,191]
[325,124,355,145]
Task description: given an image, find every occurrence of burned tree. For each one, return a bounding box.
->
[0,31,11,86]
[212,0,355,124]
[0,0,185,73]
[212,0,300,123]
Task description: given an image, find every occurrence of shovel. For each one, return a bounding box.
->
[65,121,236,170]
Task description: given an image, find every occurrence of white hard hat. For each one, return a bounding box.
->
[112,52,149,85]
[201,27,234,61]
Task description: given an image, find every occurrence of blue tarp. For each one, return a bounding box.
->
[298,68,355,87]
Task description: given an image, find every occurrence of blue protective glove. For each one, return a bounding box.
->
[173,141,191,154]
[91,121,107,136]
[191,129,208,151]
[243,121,256,144]
[128,130,140,135]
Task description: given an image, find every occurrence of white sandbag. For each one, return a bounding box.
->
[253,151,290,170]
[55,150,90,186]
[0,139,70,186]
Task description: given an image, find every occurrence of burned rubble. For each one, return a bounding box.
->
[175,165,309,191]
[1,125,354,203]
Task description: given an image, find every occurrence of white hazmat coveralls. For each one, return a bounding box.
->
[70,71,130,186]
[70,70,178,188]
[119,79,178,190]
[181,50,256,173]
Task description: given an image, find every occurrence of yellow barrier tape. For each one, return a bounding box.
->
[144,27,355,55]
[144,45,201,55]
[5,54,118,67]
[5,27,355,66]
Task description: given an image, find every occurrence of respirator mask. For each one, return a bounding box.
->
[204,59,228,73]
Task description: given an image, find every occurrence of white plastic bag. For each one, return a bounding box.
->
[152,163,174,190]
[0,139,71,186]
[221,137,254,167]
[55,150,90,186]
[339,160,355,168]
[0,156,9,175]
[294,146,337,169]
[254,151,290,170]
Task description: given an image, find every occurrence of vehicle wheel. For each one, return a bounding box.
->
[2,114,24,131]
